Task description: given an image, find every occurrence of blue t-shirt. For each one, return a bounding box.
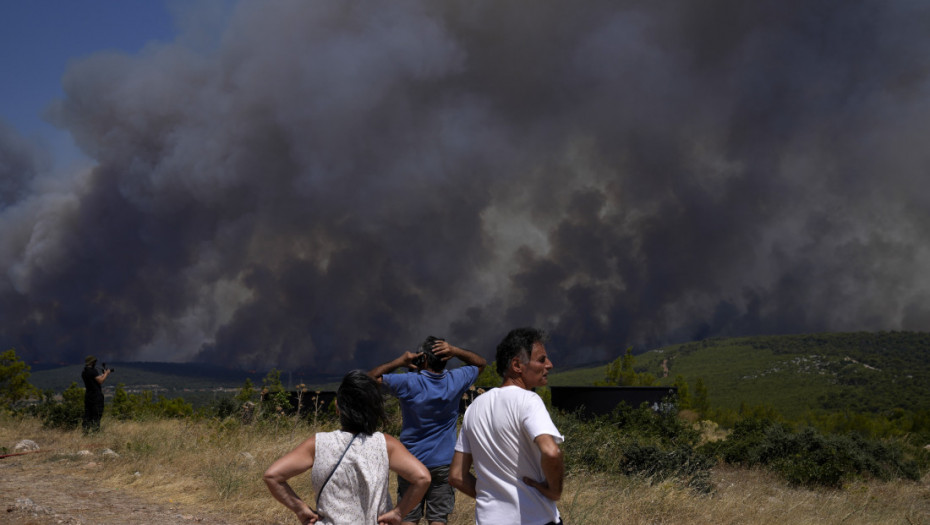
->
[382,366,480,468]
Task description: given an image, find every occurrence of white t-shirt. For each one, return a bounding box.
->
[455,385,564,525]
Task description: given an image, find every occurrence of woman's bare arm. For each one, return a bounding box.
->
[378,434,430,524]
[263,436,320,524]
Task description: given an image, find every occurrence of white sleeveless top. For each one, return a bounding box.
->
[312,430,392,524]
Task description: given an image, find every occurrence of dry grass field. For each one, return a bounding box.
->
[1,415,928,524]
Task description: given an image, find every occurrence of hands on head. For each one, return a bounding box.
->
[430,340,457,362]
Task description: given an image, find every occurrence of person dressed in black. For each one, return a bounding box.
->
[81,355,112,434]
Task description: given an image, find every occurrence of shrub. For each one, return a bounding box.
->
[258,369,292,420]
[701,416,926,488]
[29,383,84,430]
[618,442,715,493]
[554,402,714,493]
[156,396,194,418]
[609,401,701,446]
[199,395,240,420]
[109,384,194,421]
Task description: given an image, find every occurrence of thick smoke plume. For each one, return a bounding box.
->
[3,0,930,371]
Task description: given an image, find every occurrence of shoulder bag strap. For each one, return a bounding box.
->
[310,433,358,516]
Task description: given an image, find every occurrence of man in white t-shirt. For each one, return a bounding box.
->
[450,327,565,525]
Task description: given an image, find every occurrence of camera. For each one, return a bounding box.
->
[102,362,115,373]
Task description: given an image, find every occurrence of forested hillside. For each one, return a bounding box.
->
[550,331,930,419]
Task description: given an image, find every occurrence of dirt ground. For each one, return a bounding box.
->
[0,452,243,525]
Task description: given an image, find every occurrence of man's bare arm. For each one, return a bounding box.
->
[366,351,422,383]
[95,369,112,385]
[449,451,477,499]
[522,434,564,501]
[381,434,431,523]
[431,341,487,373]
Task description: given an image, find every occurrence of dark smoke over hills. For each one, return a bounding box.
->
[2,0,930,371]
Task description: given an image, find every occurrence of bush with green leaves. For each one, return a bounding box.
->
[554,402,714,493]
[199,395,240,419]
[701,416,927,488]
[109,383,193,420]
[258,369,292,420]
[29,382,84,430]
[801,407,930,443]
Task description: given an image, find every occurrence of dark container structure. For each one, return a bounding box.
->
[549,386,677,418]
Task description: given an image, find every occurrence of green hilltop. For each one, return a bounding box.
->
[548,331,930,419]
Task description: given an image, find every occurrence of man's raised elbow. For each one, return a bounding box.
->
[542,446,563,463]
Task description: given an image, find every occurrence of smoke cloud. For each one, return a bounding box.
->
[3,0,930,371]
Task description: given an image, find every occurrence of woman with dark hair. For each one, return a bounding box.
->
[264,370,430,524]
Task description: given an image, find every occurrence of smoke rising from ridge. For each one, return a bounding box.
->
[3,0,930,370]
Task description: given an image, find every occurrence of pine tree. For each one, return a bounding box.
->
[0,348,37,407]
[693,377,709,414]
[475,362,502,387]
[236,378,256,404]
[600,347,657,386]
[673,375,692,409]
[110,383,134,420]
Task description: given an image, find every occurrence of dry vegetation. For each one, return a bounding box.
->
[1,414,928,525]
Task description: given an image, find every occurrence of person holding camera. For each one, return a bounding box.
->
[81,355,113,434]
[368,337,486,525]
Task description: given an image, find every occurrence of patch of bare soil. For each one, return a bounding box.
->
[0,454,243,525]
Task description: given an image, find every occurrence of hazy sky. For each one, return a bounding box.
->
[2,0,930,371]
[0,1,177,168]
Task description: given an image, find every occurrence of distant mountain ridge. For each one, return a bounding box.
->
[28,361,342,395]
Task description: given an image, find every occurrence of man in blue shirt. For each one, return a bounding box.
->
[369,337,486,525]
